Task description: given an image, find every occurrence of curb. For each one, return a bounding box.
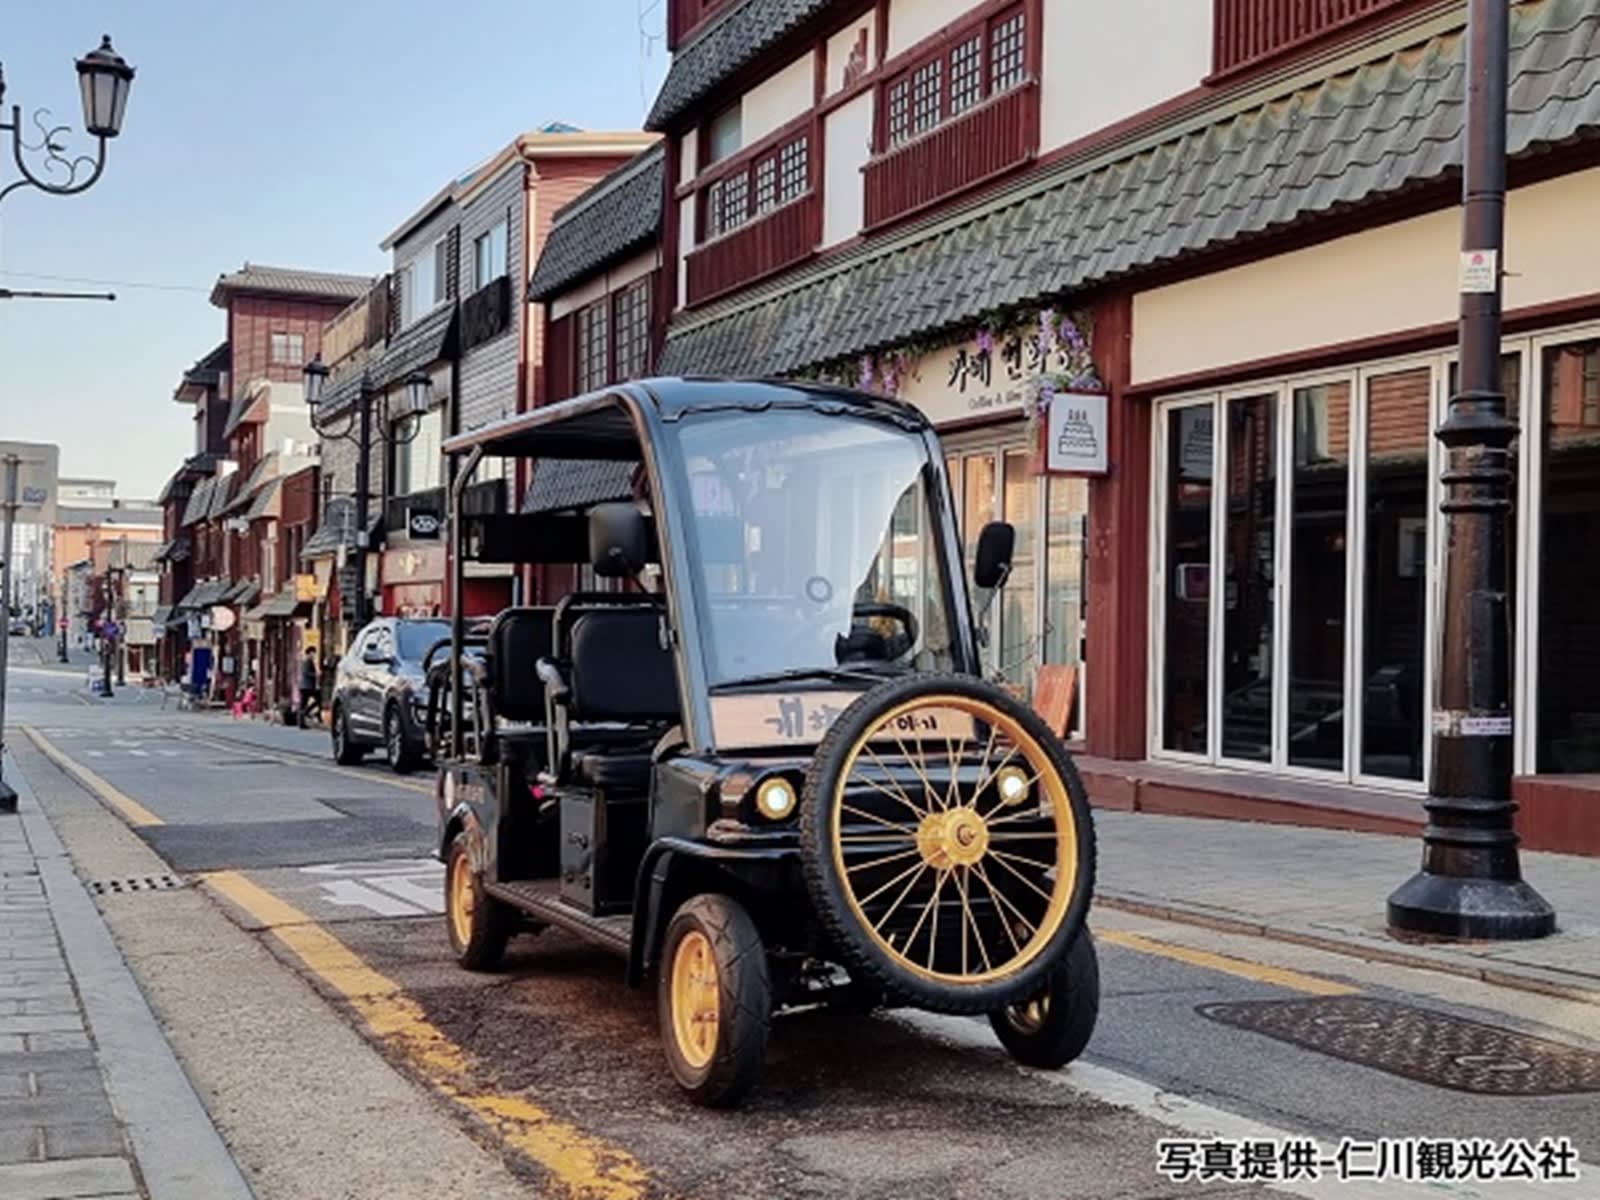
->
[5,750,257,1200]
[1097,890,1600,1005]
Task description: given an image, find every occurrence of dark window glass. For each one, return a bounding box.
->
[950,34,984,114]
[1220,394,1276,763]
[1163,405,1213,753]
[777,136,808,203]
[1538,339,1600,772]
[911,58,942,136]
[613,280,651,381]
[991,10,1027,92]
[720,172,748,232]
[397,620,451,662]
[753,157,777,214]
[1287,383,1350,770]
[1361,367,1432,780]
[886,76,912,147]
[577,300,609,392]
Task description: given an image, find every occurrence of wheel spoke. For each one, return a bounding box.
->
[903,867,947,966]
[839,832,916,846]
[988,846,1055,870]
[872,862,931,935]
[972,739,1024,810]
[925,868,949,972]
[890,729,942,811]
[972,860,1034,955]
[861,744,929,818]
[960,868,994,973]
[989,850,1058,905]
[845,846,921,873]
[968,722,1001,807]
[855,857,926,908]
[942,733,966,811]
[840,803,919,836]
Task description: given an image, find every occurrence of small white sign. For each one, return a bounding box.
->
[0,441,60,525]
[1459,249,1499,294]
[1046,392,1109,475]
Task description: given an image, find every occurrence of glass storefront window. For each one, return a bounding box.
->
[1161,405,1213,754]
[1220,393,1276,763]
[961,453,998,674]
[1043,474,1088,729]
[999,448,1038,690]
[1537,338,1600,772]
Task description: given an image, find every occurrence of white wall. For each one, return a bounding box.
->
[825,14,876,96]
[885,0,973,58]
[679,128,699,182]
[1041,0,1212,154]
[822,94,874,248]
[677,194,694,304]
[743,53,815,147]
[1131,167,1600,385]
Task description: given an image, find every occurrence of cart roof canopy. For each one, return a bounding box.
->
[440,377,931,460]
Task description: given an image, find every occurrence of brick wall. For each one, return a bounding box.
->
[229,295,350,388]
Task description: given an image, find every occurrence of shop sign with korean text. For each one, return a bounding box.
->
[899,334,1078,428]
[1045,392,1109,475]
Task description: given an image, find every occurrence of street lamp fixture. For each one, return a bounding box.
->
[0,34,136,205]
[299,356,431,637]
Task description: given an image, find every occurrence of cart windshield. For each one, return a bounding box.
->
[671,408,958,688]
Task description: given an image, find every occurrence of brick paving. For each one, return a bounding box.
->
[0,803,140,1198]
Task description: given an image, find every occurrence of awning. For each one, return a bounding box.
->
[317,304,458,422]
[176,579,231,610]
[522,458,638,514]
[261,591,311,619]
[302,496,382,560]
[150,605,173,627]
[153,536,191,564]
[225,581,261,607]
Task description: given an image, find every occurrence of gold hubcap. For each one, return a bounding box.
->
[829,693,1078,986]
[448,854,475,948]
[670,930,719,1070]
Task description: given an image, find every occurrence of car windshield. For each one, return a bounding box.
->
[670,408,957,688]
[396,620,451,663]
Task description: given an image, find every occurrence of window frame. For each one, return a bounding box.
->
[576,297,610,393]
[612,278,652,382]
[698,126,813,244]
[877,2,1032,154]
[269,331,305,366]
[473,220,509,291]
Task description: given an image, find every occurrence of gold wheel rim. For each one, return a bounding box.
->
[828,693,1078,986]
[670,929,719,1070]
[448,854,474,948]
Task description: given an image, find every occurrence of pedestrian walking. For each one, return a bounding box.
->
[298,649,321,727]
[232,672,258,720]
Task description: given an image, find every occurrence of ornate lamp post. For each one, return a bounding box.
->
[0,36,134,206]
[301,357,430,640]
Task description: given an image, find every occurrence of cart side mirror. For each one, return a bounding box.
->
[589,502,648,578]
[973,521,1015,590]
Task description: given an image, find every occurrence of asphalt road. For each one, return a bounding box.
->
[5,652,1597,1199]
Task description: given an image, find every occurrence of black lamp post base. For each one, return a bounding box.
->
[1388,871,1555,941]
[0,779,16,814]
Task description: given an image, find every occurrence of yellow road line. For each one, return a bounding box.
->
[22,726,165,827]
[177,731,434,795]
[203,870,648,1200]
[1097,929,1360,997]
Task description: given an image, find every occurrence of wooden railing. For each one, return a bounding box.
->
[685,193,820,306]
[864,83,1039,231]
[1212,0,1412,77]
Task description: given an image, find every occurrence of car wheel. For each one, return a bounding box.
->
[445,832,512,971]
[988,928,1100,1069]
[332,704,364,765]
[658,893,770,1108]
[384,704,419,775]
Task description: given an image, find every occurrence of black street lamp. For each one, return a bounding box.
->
[301,356,429,641]
[1387,0,1553,940]
[0,35,135,206]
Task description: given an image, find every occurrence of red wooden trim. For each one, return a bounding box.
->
[874,0,889,67]
[685,192,821,305]
[662,142,681,315]
[813,42,826,104]
[691,109,814,191]
[876,0,1025,86]
[817,61,881,119]
[1208,0,1441,82]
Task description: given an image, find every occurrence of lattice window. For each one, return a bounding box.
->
[991,11,1027,94]
[911,58,942,136]
[886,76,912,147]
[613,280,651,381]
[950,34,984,115]
[721,172,749,233]
[777,137,808,204]
[753,157,777,214]
[577,299,609,392]
[705,178,726,239]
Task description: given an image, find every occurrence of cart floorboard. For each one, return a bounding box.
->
[485,880,631,957]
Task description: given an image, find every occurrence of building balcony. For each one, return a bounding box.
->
[685,193,820,307]
[1211,0,1417,78]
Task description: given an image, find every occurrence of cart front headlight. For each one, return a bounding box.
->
[753,775,798,822]
[996,765,1031,806]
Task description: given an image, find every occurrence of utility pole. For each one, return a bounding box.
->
[0,455,19,811]
[1387,0,1553,939]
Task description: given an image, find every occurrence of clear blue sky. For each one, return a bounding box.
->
[0,1,668,500]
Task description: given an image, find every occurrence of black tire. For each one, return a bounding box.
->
[384,703,420,775]
[332,704,364,765]
[657,894,770,1108]
[799,673,1096,1015]
[444,833,512,971]
[988,929,1100,1069]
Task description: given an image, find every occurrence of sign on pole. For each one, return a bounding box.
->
[0,441,60,525]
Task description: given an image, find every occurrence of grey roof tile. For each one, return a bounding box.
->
[210,263,375,308]
[528,146,665,300]
[521,459,638,513]
[647,0,840,130]
[660,0,1600,379]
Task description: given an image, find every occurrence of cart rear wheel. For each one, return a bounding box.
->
[445,833,511,971]
[658,893,770,1108]
[988,929,1100,1069]
[800,674,1095,1015]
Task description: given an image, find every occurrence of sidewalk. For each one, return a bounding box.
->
[0,752,252,1200]
[1095,809,1600,1001]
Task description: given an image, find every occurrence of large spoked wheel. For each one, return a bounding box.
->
[988,928,1100,1068]
[657,894,770,1108]
[332,704,364,765]
[444,833,512,971]
[800,674,1096,1015]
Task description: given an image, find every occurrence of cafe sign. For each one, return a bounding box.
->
[1045,392,1109,475]
[895,323,1101,431]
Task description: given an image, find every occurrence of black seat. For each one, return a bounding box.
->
[487,607,555,724]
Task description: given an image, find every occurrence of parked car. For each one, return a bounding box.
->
[331,617,452,773]
[7,616,28,636]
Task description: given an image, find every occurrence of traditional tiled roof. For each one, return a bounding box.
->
[206,473,237,520]
[528,146,665,300]
[153,535,191,564]
[522,459,638,513]
[647,0,837,130]
[243,476,284,522]
[222,453,276,512]
[301,496,382,560]
[54,504,162,528]
[317,304,458,421]
[176,579,231,610]
[210,263,375,308]
[182,342,229,388]
[660,0,1600,377]
[180,477,215,527]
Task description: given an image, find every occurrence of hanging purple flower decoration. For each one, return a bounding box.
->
[1037,377,1058,410]
[975,328,995,355]
[859,355,875,391]
[1038,308,1057,355]
[1061,318,1086,354]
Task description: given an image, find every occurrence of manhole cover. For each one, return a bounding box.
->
[1198,995,1600,1096]
[89,875,187,895]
